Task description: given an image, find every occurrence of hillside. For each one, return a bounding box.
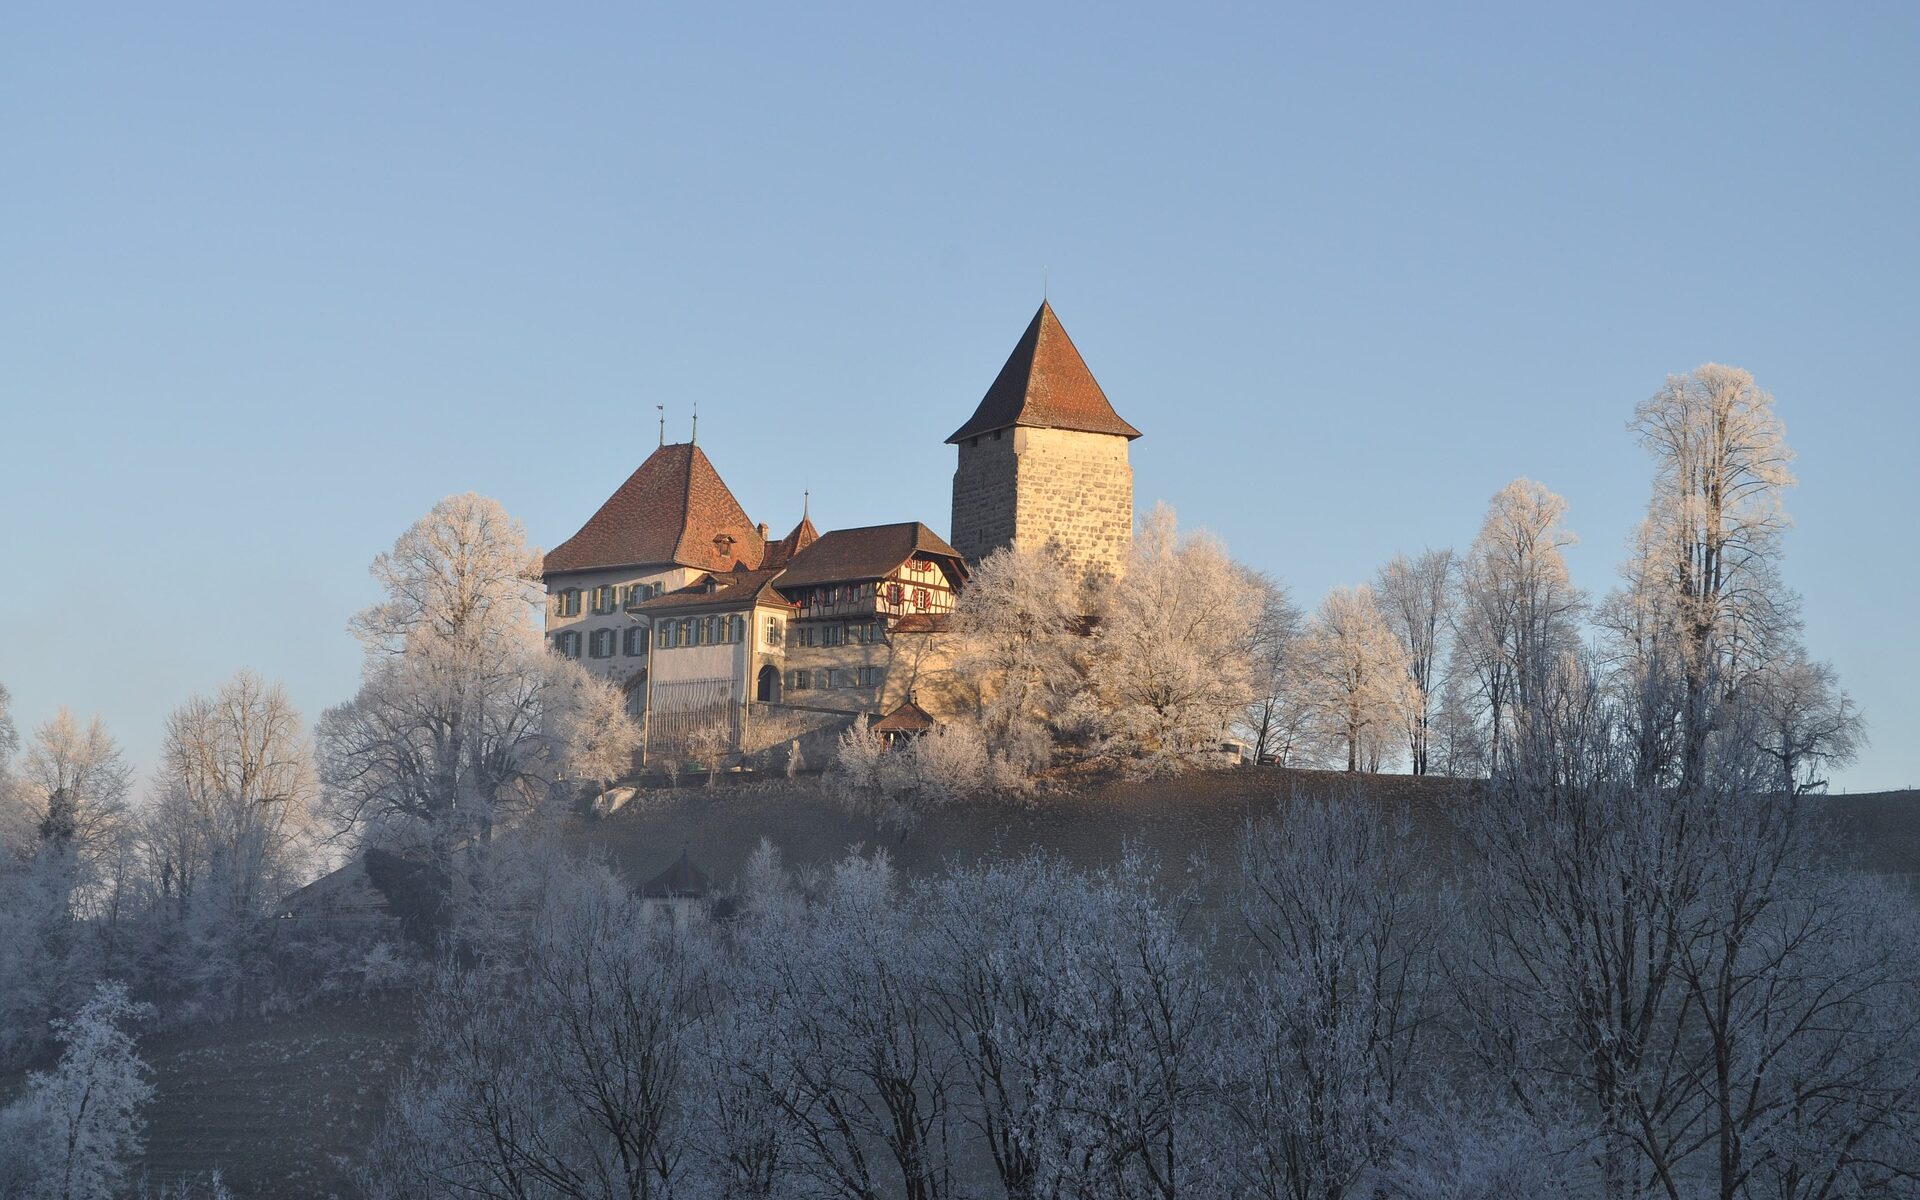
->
[574,767,1920,901]
[34,769,1916,1198]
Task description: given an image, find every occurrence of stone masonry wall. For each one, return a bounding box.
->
[950,426,1133,580]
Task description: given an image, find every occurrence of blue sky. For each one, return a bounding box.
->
[3,2,1915,790]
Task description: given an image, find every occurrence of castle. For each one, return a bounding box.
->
[541,301,1140,761]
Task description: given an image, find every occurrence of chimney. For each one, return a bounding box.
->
[756,523,769,541]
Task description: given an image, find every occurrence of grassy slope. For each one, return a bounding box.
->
[130,1000,414,1198]
[60,769,1920,1198]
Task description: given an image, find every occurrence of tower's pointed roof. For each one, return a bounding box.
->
[947,301,1141,444]
[544,442,766,576]
[761,513,821,570]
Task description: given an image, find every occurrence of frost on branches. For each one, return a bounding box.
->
[1294,585,1418,773]
[1084,504,1263,773]
[0,981,155,1200]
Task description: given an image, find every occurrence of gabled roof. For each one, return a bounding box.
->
[873,700,936,736]
[631,568,795,614]
[761,515,820,570]
[774,522,967,589]
[544,443,766,577]
[947,301,1141,444]
[641,850,709,899]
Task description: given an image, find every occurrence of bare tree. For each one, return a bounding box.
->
[1630,365,1797,791]
[1374,549,1456,775]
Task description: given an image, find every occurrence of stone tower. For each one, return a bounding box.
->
[948,301,1141,579]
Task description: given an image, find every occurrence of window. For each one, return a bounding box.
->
[679,618,695,646]
[624,626,648,656]
[763,617,782,647]
[886,582,903,605]
[589,629,616,658]
[786,669,810,691]
[625,583,646,608]
[824,624,844,647]
[859,666,884,688]
[723,614,743,643]
[593,585,617,614]
[658,621,677,649]
[557,588,581,617]
[868,621,884,643]
[828,668,855,688]
[553,630,582,659]
[912,588,930,610]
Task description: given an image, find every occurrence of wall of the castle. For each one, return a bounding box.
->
[950,425,1133,578]
[544,565,701,683]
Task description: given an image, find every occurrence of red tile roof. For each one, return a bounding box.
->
[774,522,967,590]
[873,700,936,735]
[947,301,1141,443]
[761,515,820,570]
[631,568,795,614]
[544,443,766,577]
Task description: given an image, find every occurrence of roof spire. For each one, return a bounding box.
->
[691,402,698,445]
[656,405,665,448]
[802,489,810,520]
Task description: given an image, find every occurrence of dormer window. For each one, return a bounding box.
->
[714,534,735,558]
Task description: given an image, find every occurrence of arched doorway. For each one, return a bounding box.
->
[756,664,780,703]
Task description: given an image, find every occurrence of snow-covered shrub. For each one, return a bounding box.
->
[827,715,989,837]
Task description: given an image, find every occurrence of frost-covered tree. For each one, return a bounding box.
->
[15,710,133,870]
[1630,365,1797,791]
[1222,796,1444,1200]
[0,683,17,810]
[1454,479,1582,776]
[731,850,959,1200]
[1730,652,1861,796]
[1374,549,1455,775]
[318,494,584,928]
[1240,573,1307,766]
[142,672,321,1015]
[1085,504,1263,772]
[0,981,155,1200]
[948,542,1087,773]
[1295,586,1418,773]
[548,664,641,808]
[366,860,699,1200]
[146,672,319,917]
